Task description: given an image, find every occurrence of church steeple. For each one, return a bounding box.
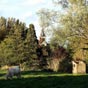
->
[39,28,47,46]
[40,28,45,38]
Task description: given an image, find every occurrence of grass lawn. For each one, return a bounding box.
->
[0,70,88,88]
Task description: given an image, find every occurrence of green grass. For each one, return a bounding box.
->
[0,70,88,88]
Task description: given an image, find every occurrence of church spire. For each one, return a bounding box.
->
[40,28,45,38]
[39,28,47,46]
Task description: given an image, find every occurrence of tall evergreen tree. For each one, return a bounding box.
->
[23,24,38,67]
[0,17,7,41]
[0,17,38,69]
[0,18,26,65]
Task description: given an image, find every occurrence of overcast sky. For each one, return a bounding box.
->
[0,0,54,39]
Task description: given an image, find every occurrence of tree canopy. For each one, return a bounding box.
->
[0,17,38,66]
[37,0,88,61]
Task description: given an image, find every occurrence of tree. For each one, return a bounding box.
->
[37,0,88,72]
[23,24,38,68]
[58,0,88,59]
[37,0,88,60]
[0,19,26,65]
[0,17,7,41]
[37,8,59,39]
[0,17,39,69]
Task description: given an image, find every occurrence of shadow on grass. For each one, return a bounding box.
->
[0,71,88,88]
[21,70,60,76]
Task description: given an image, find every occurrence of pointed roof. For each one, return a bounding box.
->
[39,28,47,46]
[40,28,45,38]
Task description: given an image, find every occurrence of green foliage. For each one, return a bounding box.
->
[60,1,88,59]
[37,0,88,72]
[39,0,88,61]
[0,17,38,66]
[0,17,7,41]
[23,24,38,62]
[0,20,25,65]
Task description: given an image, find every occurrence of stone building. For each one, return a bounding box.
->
[72,60,86,74]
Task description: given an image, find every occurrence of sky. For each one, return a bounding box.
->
[0,0,54,39]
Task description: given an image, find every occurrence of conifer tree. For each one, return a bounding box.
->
[24,24,38,64]
[0,17,7,41]
[0,19,26,65]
